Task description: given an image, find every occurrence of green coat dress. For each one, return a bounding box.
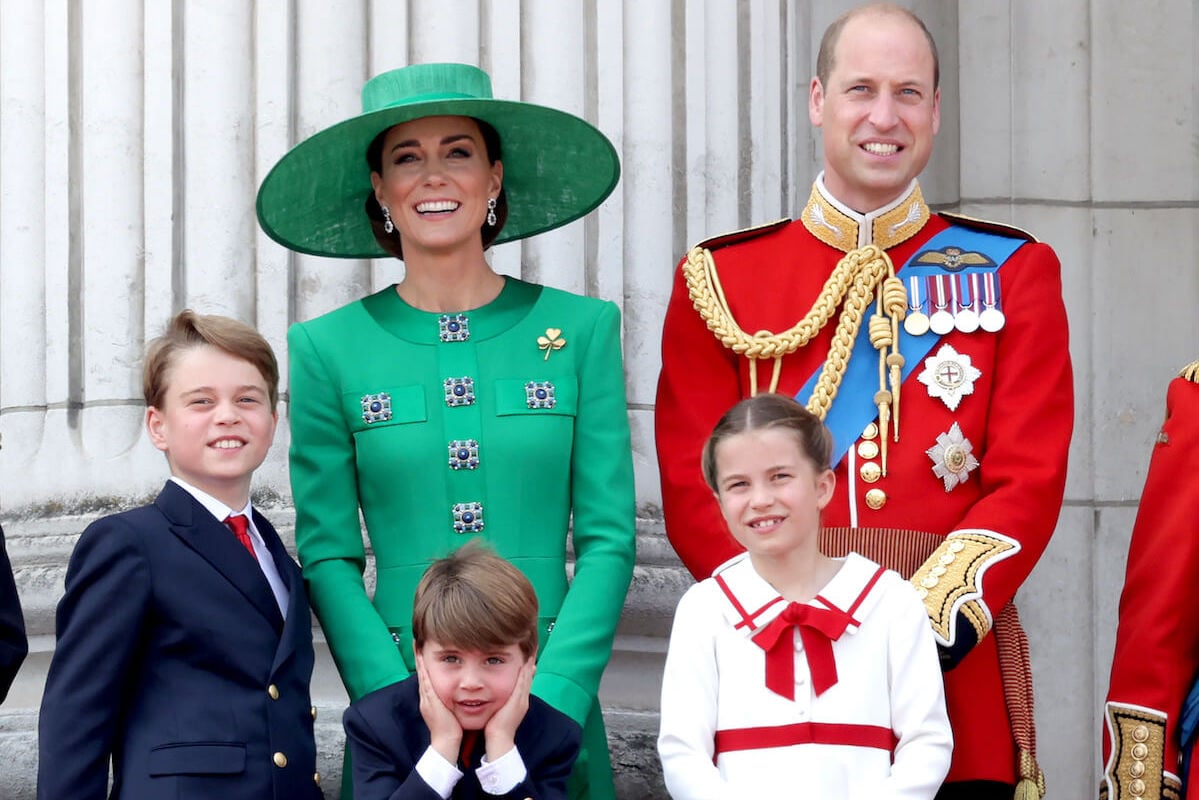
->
[287,277,635,799]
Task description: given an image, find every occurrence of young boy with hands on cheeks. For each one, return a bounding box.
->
[344,543,580,800]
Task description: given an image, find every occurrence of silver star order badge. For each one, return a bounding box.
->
[926,422,979,492]
[917,344,981,411]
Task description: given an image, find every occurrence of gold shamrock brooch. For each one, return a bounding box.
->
[538,328,566,360]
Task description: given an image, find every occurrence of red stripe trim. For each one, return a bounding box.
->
[714,722,897,756]
[815,563,892,623]
[735,596,786,631]
[718,563,885,632]
[813,565,887,628]
[713,573,754,629]
[715,572,788,631]
[846,566,887,617]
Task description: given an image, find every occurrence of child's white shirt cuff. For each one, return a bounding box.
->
[477,745,528,795]
[415,746,463,799]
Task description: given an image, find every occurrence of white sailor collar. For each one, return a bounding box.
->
[712,552,889,639]
[800,174,930,252]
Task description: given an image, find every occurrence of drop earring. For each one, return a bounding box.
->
[382,205,394,234]
[486,197,497,227]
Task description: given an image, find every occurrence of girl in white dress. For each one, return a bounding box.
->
[658,393,952,799]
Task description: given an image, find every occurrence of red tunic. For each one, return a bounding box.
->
[1101,367,1199,800]
[655,180,1074,784]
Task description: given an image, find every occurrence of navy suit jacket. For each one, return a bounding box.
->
[0,523,28,703]
[37,481,322,800]
[344,675,581,800]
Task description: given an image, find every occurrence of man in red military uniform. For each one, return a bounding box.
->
[1101,362,1199,800]
[655,5,1073,800]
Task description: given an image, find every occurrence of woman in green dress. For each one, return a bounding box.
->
[256,63,634,799]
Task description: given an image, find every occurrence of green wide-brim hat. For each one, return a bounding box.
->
[256,62,621,259]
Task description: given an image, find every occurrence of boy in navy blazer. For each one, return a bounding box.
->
[37,310,322,799]
[344,543,581,800]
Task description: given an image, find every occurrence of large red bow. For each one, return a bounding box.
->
[751,602,852,699]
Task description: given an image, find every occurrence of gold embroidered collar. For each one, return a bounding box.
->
[800,176,929,252]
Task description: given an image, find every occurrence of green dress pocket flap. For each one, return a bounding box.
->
[345,384,427,432]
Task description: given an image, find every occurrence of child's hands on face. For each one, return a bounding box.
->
[483,656,535,761]
[416,652,463,763]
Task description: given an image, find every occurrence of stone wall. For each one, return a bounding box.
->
[2,1,1197,797]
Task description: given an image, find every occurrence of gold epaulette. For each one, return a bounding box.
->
[938,211,1039,244]
[1179,360,1199,383]
[692,218,791,253]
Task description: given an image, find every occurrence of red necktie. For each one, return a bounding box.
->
[459,729,479,769]
[751,602,852,699]
[224,514,257,561]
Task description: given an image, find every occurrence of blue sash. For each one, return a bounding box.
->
[795,227,1025,466]
[1181,674,1199,796]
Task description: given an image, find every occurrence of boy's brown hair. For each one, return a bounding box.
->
[142,310,280,409]
[412,542,539,659]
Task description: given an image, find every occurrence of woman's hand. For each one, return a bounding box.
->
[484,656,535,762]
[416,652,463,763]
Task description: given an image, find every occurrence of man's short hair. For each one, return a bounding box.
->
[413,542,540,660]
[816,3,940,90]
[142,309,280,409]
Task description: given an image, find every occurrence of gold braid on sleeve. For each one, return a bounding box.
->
[1102,703,1177,800]
[683,244,907,460]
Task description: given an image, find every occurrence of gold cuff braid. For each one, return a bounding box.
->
[909,531,1019,645]
[1102,703,1179,800]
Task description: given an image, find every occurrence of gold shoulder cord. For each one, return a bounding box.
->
[684,244,908,471]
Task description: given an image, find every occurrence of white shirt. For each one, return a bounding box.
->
[416,743,528,797]
[658,552,951,799]
[170,477,290,617]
